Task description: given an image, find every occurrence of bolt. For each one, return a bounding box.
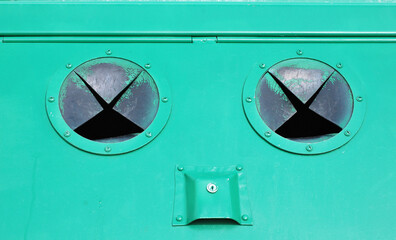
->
[236,165,243,171]
[144,63,151,69]
[356,96,363,102]
[104,146,111,153]
[66,63,72,69]
[161,97,168,103]
[336,63,343,68]
[145,132,152,138]
[64,131,71,137]
[48,96,55,103]
[259,63,266,69]
[306,145,313,152]
[241,215,249,221]
[105,49,112,55]
[344,130,351,137]
[296,50,303,55]
[176,215,183,222]
[264,131,271,137]
[177,166,184,171]
[245,97,252,103]
[206,183,218,193]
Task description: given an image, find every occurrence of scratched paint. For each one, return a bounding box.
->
[269,58,334,103]
[255,73,297,131]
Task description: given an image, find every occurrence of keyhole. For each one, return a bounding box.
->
[206,183,218,193]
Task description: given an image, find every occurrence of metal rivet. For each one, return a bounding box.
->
[241,215,249,221]
[245,97,252,103]
[177,166,184,171]
[48,96,55,102]
[206,183,218,193]
[145,132,152,138]
[144,63,151,69]
[306,145,313,152]
[296,50,303,55]
[64,131,71,137]
[104,146,111,153]
[259,63,266,69]
[336,63,343,68]
[176,215,183,222]
[356,96,363,102]
[105,49,112,55]
[161,97,168,103]
[236,165,243,171]
[344,130,351,137]
[66,63,72,69]
[264,131,271,137]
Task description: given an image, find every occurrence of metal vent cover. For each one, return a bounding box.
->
[243,57,366,154]
[46,56,171,155]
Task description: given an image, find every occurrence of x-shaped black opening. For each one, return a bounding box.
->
[268,72,342,139]
[74,71,144,141]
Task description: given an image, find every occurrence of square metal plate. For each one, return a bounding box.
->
[173,165,252,226]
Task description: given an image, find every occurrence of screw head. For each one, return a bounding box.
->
[66,63,72,69]
[296,49,303,55]
[245,97,252,103]
[344,130,351,137]
[356,96,363,102]
[144,63,151,69]
[336,63,343,68]
[177,166,184,171]
[161,97,168,103]
[306,145,313,152]
[176,215,183,222]
[264,131,271,137]
[48,96,55,102]
[145,132,152,138]
[105,49,112,55]
[241,215,249,221]
[64,131,71,137]
[236,165,243,171]
[259,63,266,69]
[206,183,218,193]
[104,146,111,153]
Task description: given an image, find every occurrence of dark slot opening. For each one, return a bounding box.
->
[74,109,143,141]
[275,108,342,138]
[189,218,239,225]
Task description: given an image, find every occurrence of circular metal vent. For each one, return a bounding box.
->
[255,58,353,143]
[59,58,159,143]
[243,57,366,154]
[46,56,171,155]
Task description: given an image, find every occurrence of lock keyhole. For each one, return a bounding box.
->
[206,183,218,193]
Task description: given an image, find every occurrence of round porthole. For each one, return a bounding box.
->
[243,58,366,154]
[46,57,171,155]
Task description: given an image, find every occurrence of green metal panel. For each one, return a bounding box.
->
[0,2,395,240]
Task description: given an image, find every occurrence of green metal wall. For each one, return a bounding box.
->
[0,2,395,240]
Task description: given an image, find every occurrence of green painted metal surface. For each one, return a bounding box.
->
[0,2,396,240]
[173,165,252,226]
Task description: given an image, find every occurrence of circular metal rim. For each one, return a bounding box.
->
[46,56,172,155]
[242,57,366,155]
